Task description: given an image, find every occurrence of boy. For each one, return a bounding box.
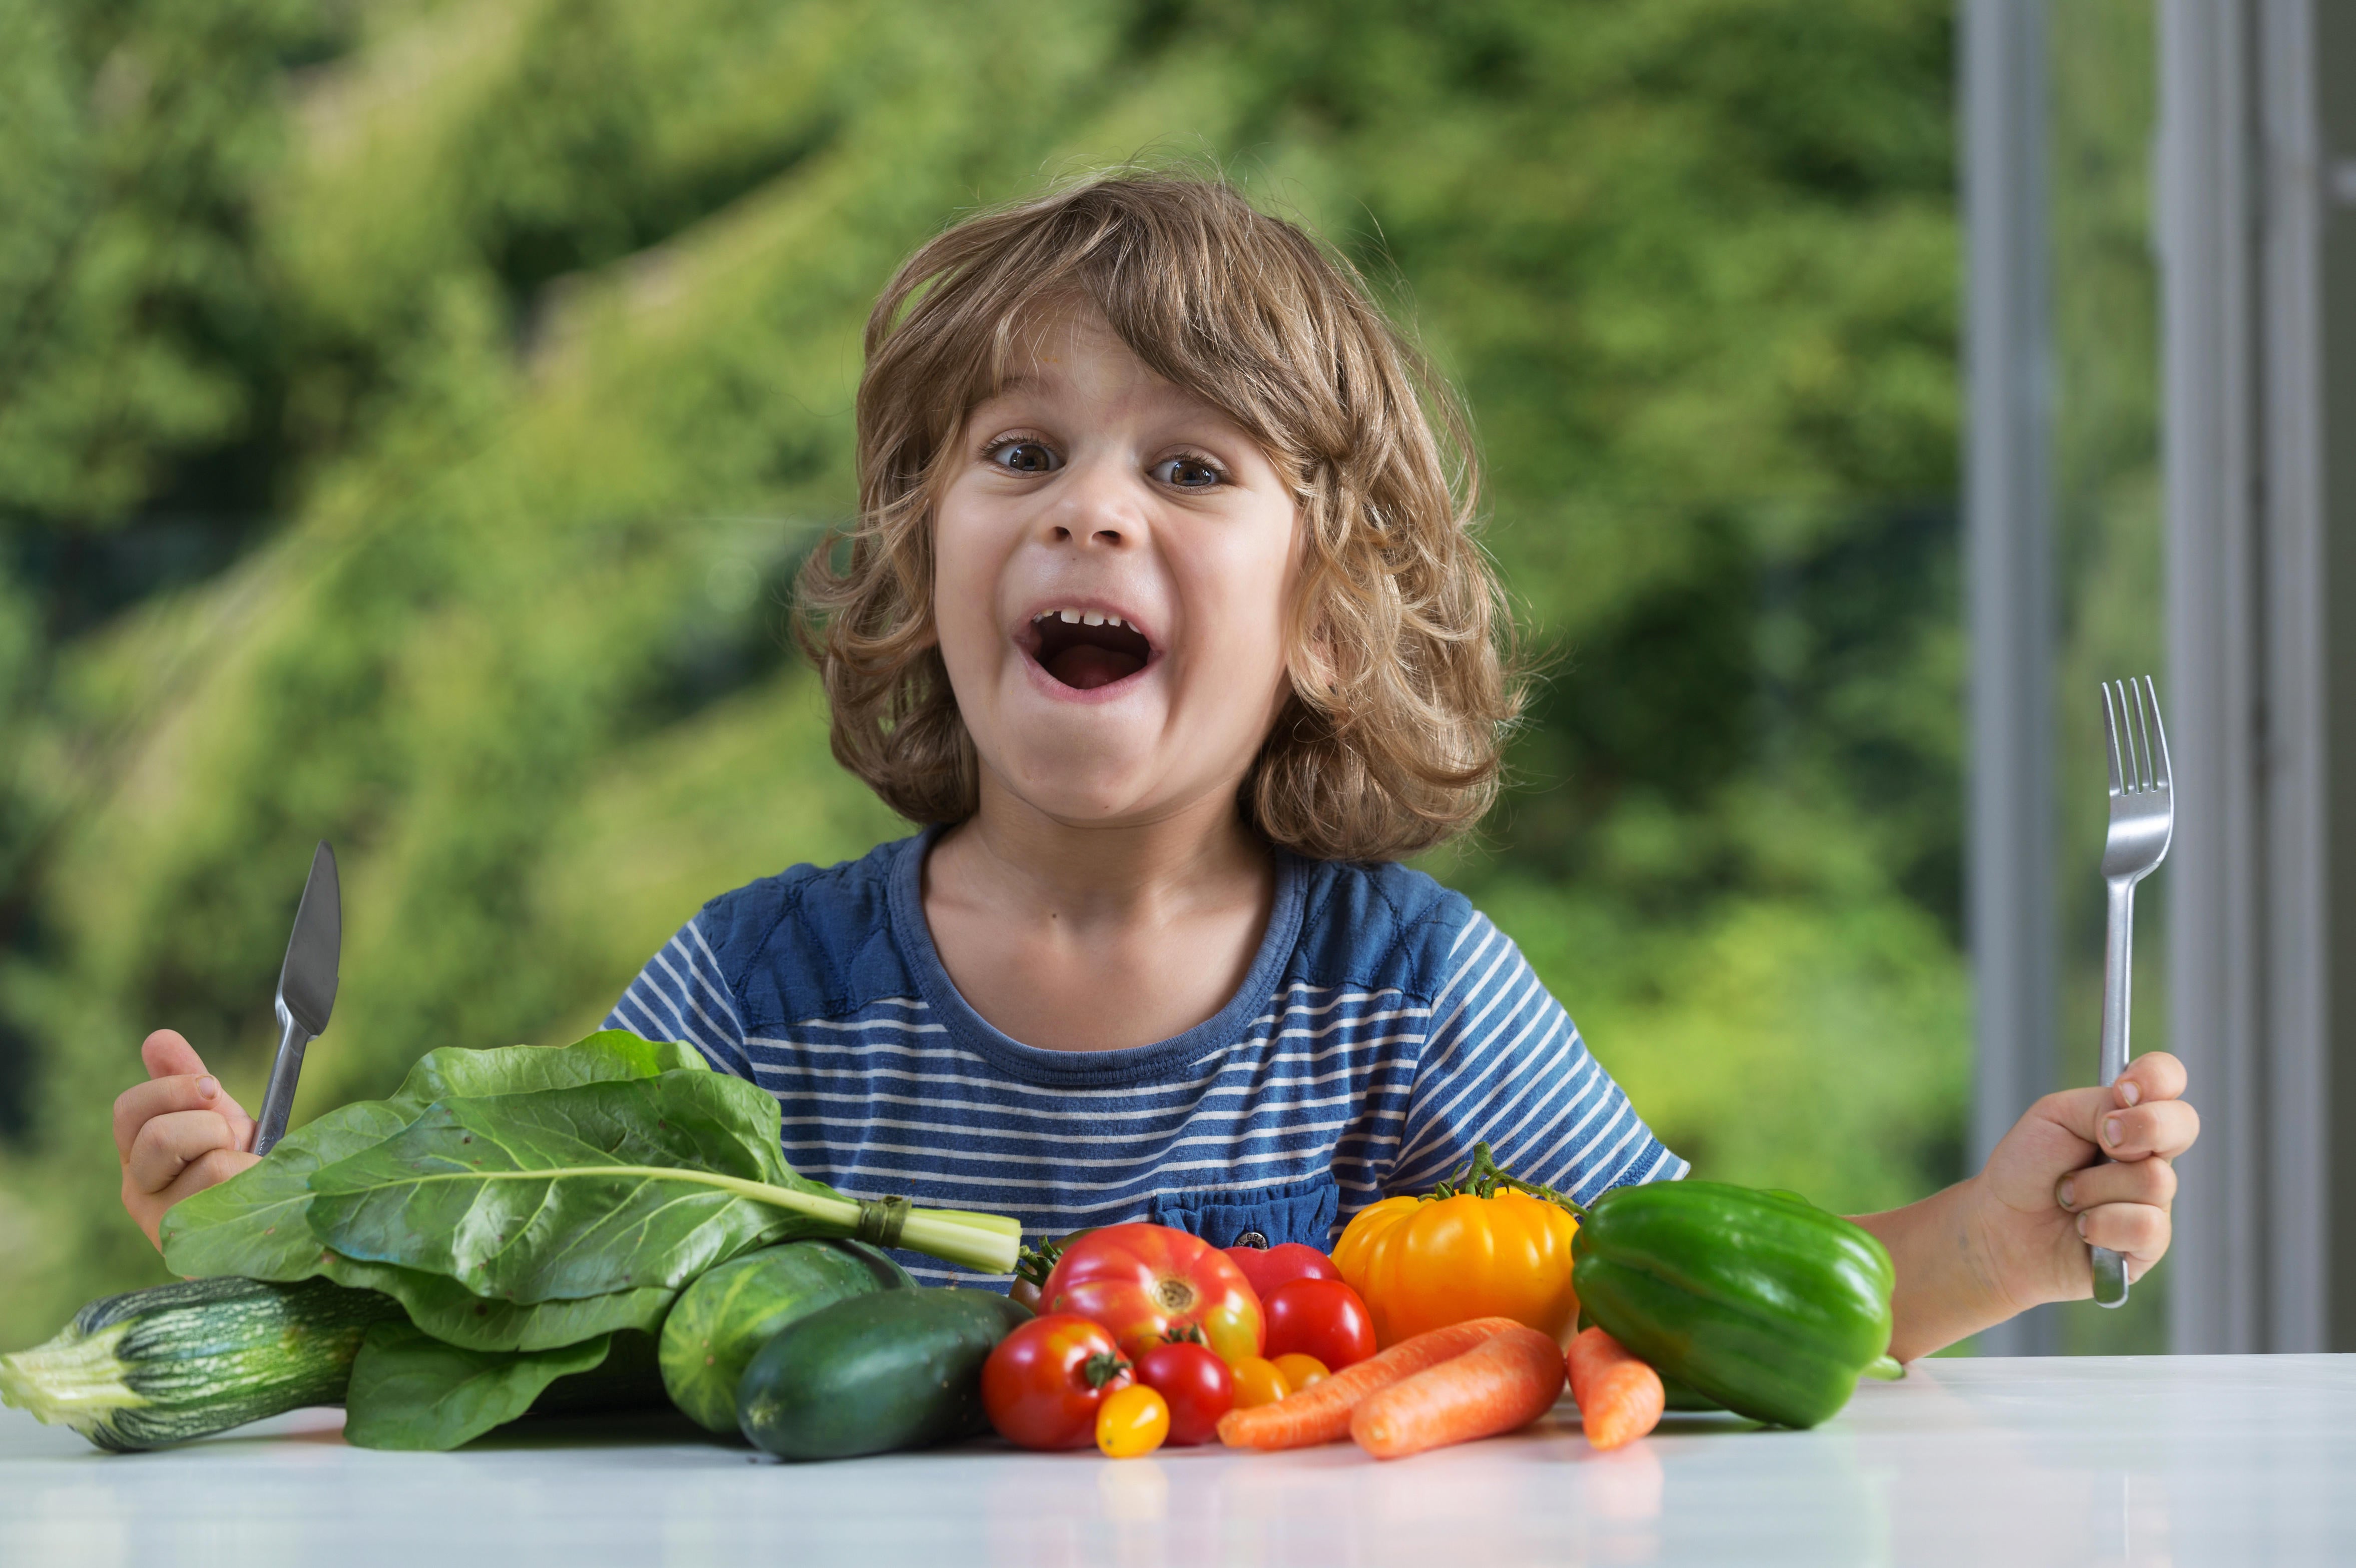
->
[116,175,2195,1361]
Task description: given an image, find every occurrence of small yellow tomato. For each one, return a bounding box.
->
[1228,1356,1290,1409]
[1095,1384,1170,1458]
[1269,1353,1330,1391]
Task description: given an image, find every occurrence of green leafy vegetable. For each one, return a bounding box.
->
[162,1032,707,1282]
[342,1321,611,1451]
[306,1072,831,1300]
[160,1099,416,1281]
[316,1255,678,1353]
[135,1031,1025,1451]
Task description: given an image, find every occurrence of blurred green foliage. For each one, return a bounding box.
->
[0,0,1967,1348]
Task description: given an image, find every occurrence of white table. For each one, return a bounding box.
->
[5,1354,2350,1566]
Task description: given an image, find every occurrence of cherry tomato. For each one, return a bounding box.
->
[1270,1352,1330,1390]
[1132,1341,1234,1446]
[1262,1277,1378,1370]
[1042,1223,1265,1364]
[1221,1241,1341,1301]
[1228,1356,1290,1409]
[1095,1385,1170,1458]
[982,1313,1132,1450]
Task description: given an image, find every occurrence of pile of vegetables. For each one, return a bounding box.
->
[0,1032,1020,1452]
[1,1040,1903,1466]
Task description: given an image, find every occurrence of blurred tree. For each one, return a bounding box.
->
[0,0,1965,1347]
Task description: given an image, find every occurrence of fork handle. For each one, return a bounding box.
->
[2090,877,2135,1308]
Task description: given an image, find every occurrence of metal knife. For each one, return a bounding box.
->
[250,841,341,1157]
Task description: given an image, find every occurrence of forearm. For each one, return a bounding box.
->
[1848,1176,2022,1363]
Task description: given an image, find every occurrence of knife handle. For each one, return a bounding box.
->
[251,1003,312,1157]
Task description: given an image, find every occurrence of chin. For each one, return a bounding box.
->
[1001,757,1169,824]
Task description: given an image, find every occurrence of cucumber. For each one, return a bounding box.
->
[736,1287,1029,1460]
[0,1276,400,1452]
[659,1240,912,1432]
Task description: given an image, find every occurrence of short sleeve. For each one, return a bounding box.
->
[1386,911,1685,1203]
[603,914,756,1081]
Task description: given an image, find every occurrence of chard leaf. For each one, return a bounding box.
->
[391,1032,708,1103]
[161,1032,703,1283]
[161,1099,415,1279]
[318,1253,678,1352]
[307,1070,842,1304]
[342,1322,610,1450]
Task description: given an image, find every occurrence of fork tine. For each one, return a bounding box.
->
[2137,680,2159,792]
[2124,680,2149,792]
[2144,675,2170,792]
[2102,683,2125,796]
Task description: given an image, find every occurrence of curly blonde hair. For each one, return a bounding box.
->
[796,172,1521,861]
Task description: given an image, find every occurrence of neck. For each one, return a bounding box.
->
[934,772,1270,927]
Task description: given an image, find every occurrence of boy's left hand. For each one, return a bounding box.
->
[1968,1052,2199,1312]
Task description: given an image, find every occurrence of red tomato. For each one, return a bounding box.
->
[981,1313,1133,1450]
[1042,1223,1265,1364]
[1262,1277,1378,1370]
[1132,1342,1235,1446]
[1222,1241,1342,1301]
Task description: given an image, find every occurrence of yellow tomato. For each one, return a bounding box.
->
[1095,1385,1170,1458]
[1269,1353,1329,1390]
[1228,1356,1290,1409]
[1331,1189,1579,1347]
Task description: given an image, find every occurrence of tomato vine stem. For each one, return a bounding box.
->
[1423,1141,1589,1220]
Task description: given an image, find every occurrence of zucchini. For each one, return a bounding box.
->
[660,1239,911,1433]
[0,1277,400,1452]
[736,1287,1029,1460]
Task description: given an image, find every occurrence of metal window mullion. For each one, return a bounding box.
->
[2257,0,2329,1353]
[1964,0,2058,1358]
[2161,0,2260,1357]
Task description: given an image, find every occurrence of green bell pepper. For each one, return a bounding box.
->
[1570,1181,1896,1429]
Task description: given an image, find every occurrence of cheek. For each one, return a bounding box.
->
[1190,521,1299,703]
[928,498,1002,672]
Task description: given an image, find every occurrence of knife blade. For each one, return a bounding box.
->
[251,841,340,1156]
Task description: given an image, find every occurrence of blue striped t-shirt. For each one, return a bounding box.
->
[606,828,1683,1284]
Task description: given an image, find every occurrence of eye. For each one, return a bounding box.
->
[1151,453,1225,489]
[987,439,1061,474]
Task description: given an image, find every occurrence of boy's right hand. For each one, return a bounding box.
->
[115,1030,259,1250]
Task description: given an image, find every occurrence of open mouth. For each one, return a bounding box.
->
[1025,609,1153,691]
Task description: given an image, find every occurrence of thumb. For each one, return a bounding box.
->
[140,1028,258,1147]
[141,1029,208,1080]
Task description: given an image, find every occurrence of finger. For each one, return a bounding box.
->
[125,1109,241,1195]
[154,1147,260,1209]
[2078,1202,2171,1270]
[2113,1052,2187,1108]
[2056,1157,2177,1215]
[114,1073,247,1162]
[2095,1100,2200,1162]
[121,1146,262,1250]
[140,1029,208,1081]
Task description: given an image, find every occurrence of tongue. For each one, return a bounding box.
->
[1046,645,1143,690]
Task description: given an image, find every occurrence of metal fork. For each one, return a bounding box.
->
[2091,677,2173,1307]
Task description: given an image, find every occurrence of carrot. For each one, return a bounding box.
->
[1215,1317,1520,1451]
[1348,1323,1566,1459]
[1566,1325,1664,1451]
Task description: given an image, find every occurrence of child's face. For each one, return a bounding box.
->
[931,305,1299,829]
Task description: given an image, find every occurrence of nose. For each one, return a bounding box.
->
[1041,454,1140,551]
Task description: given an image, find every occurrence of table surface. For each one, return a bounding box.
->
[5,1353,2350,1567]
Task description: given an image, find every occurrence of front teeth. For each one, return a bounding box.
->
[1037,609,1135,631]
